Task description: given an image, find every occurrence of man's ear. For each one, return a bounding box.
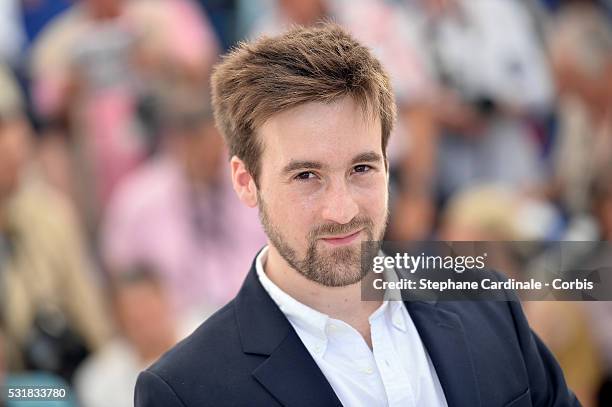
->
[230,156,258,208]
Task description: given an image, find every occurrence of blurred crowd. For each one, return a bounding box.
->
[0,0,610,406]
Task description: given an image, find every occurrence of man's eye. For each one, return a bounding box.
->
[353,165,372,173]
[294,171,317,181]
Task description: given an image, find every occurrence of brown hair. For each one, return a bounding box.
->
[210,22,396,185]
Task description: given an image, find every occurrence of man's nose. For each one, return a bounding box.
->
[320,180,359,225]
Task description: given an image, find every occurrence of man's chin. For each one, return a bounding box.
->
[307,250,365,287]
[315,243,359,262]
[316,268,365,287]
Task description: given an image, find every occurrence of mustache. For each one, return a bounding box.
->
[309,216,374,240]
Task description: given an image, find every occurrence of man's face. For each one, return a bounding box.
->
[256,97,389,287]
[114,281,175,357]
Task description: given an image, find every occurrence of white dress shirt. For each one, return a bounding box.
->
[256,246,447,407]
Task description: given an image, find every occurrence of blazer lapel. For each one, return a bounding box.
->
[405,301,481,407]
[252,329,342,407]
[234,260,341,407]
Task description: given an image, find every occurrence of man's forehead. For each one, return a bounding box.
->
[260,98,378,131]
[257,98,382,164]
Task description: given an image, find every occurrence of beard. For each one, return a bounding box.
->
[258,192,387,287]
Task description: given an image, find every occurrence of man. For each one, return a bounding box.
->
[248,0,441,241]
[102,86,266,317]
[75,267,186,407]
[135,24,579,406]
[399,0,552,205]
[0,64,111,379]
[29,0,220,226]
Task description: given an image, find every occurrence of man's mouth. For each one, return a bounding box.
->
[320,229,363,246]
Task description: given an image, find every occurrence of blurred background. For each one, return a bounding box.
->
[0,0,610,406]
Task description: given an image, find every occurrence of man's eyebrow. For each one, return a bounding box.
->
[281,152,383,175]
[351,151,383,165]
[282,160,325,174]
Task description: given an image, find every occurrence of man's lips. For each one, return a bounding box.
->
[320,229,363,245]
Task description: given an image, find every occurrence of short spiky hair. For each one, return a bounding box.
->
[210,23,396,184]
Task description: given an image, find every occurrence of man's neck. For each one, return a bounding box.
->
[264,245,381,344]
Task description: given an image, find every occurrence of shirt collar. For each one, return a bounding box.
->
[255,246,408,352]
[256,246,330,343]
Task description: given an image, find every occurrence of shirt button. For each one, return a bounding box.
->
[364,367,373,374]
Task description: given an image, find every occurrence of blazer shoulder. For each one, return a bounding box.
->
[145,300,242,386]
[429,269,529,348]
[137,298,282,406]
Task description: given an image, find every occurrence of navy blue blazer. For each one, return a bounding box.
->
[135,257,580,407]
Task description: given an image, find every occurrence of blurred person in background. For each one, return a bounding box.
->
[75,266,192,407]
[101,85,266,318]
[246,0,556,240]
[440,184,562,242]
[246,0,441,240]
[0,65,111,382]
[575,166,612,406]
[440,184,602,407]
[547,0,612,231]
[29,0,220,235]
[398,0,555,223]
